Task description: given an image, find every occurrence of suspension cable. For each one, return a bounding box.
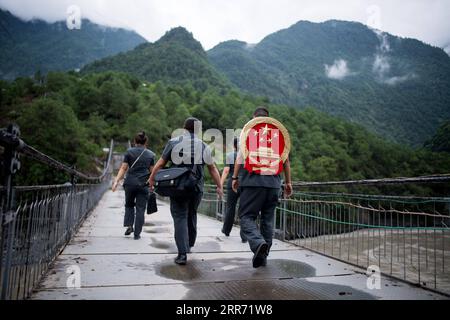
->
[0,128,114,182]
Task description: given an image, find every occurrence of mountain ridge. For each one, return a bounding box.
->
[81,26,231,90]
[0,8,147,79]
[207,19,450,146]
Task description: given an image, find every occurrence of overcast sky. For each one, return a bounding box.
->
[1,0,449,52]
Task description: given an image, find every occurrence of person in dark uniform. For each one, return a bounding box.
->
[220,137,246,243]
[232,107,293,268]
[149,118,223,265]
[112,132,155,240]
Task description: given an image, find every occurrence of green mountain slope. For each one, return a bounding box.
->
[425,120,450,153]
[82,27,231,90]
[208,20,450,146]
[0,9,146,79]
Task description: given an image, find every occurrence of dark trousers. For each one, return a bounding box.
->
[222,188,246,241]
[124,185,149,236]
[239,187,279,254]
[170,193,203,255]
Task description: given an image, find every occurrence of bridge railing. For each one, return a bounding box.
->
[0,124,114,300]
[199,176,450,296]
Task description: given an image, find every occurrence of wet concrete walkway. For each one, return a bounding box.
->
[32,190,447,300]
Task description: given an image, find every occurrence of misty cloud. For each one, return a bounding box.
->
[371,29,416,85]
[373,54,390,77]
[325,59,353,80]
[372,31,391,77]
[245,43,257,51]
[445,45,450,56]
[384,74,416,86]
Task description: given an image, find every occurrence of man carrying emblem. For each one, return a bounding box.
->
[232,107,293,268]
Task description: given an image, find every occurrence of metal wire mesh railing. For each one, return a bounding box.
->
[277,191,450,295]
[199,180,450,296]
[0,125,114,300]
[0,183,111,299]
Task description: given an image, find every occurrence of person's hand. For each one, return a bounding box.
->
[148,177,155,192]
[216,185,224,199]
[112,180,119,192]
[232,179,239,193]
[285,183,293,198]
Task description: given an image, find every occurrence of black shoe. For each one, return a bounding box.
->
[221,229,230,237]
[125,227,134,236]
[252,243,269,268]
[261,257,267,267]
[241,238,248,243]
[134,235,141,240]
[175,254,187,265]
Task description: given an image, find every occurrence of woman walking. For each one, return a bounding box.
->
[112,132,155,240]
[220,137,246,243]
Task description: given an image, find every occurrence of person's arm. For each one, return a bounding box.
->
[283,158,293,198]
[231,153,243,193]
[148,158,168,191]
[112,163,129,192]
[208,164,224,198]
[220,167,230,188]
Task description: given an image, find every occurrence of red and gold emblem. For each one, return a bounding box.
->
[240,117,291,175]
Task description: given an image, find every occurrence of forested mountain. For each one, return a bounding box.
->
[1,71,450,193]
[82,27,231,90]
[208,20,450,146]
[425,121,450,153]
[0,9,146,80]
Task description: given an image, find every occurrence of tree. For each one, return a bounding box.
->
[16,98,95,184]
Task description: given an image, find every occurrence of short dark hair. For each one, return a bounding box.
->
[253,107,269,117]
[134,131,148,145]
[184,117,200,133]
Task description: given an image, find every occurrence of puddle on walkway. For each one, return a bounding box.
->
[181,278,376,300]
[153,256,376,299]
[155,258,316,282]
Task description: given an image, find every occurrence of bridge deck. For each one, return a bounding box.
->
[32,190,447,300]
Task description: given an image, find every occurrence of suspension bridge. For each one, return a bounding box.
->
[1,124,449,300]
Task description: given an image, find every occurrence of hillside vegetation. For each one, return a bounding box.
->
[1,71,449,192]
[0,9,146,80]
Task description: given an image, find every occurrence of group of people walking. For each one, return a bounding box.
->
[112,107,293,268]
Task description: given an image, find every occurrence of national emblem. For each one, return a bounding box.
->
[240,117,291,175]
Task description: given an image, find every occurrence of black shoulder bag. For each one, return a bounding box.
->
[154,138,200,198]
[154,165,199,198]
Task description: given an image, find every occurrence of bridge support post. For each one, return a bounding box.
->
[0,124,22,300]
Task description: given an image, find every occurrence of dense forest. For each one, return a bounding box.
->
[208,20,450,147]
[1,71,450,194]
[0,9,146,80]
[425,120,450,153]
